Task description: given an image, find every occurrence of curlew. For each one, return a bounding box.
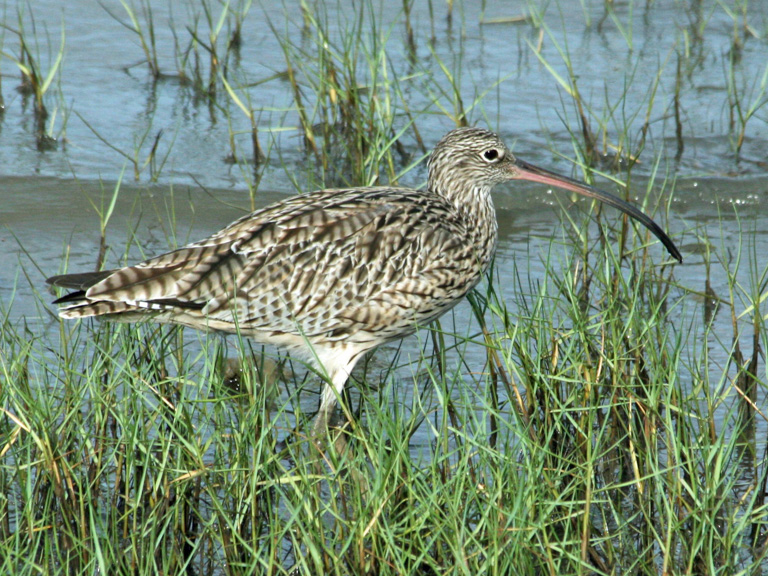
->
[47,127,682,431]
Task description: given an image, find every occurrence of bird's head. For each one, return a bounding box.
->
[428,127,515,196]
[427,126,682,263]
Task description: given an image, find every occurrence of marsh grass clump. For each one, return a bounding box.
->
[724,53,768,161]
[270,0,429,189]
[184,0,254,98]
[104,0,251,91]
[1,3,66,150]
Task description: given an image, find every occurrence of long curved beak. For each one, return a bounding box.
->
[509,158,682,263]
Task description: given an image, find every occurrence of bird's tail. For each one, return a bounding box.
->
[47,270,116,292]
[47,270,143,319]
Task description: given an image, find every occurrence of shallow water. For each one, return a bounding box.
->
[2,0,768,182]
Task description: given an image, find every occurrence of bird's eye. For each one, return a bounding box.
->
[483,148,501,162]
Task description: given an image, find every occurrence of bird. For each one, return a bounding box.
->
[47,127,682,432]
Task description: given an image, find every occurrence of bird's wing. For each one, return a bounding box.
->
[223,190,483,342]
[81,188,384,305]
[79,188,481,340]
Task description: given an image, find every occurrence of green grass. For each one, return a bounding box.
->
[0,2,67,149]
[4,0,768,574]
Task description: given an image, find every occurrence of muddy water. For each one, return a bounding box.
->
[2,2,768,452]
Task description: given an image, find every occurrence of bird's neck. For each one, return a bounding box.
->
[432,182,499,270]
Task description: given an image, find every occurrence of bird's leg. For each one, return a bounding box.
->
[312,371,349,436]
[312,384,338,435]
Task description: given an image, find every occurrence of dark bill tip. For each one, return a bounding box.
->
[511,159,682,264]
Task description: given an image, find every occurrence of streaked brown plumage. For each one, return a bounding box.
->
[47,127,682,430]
